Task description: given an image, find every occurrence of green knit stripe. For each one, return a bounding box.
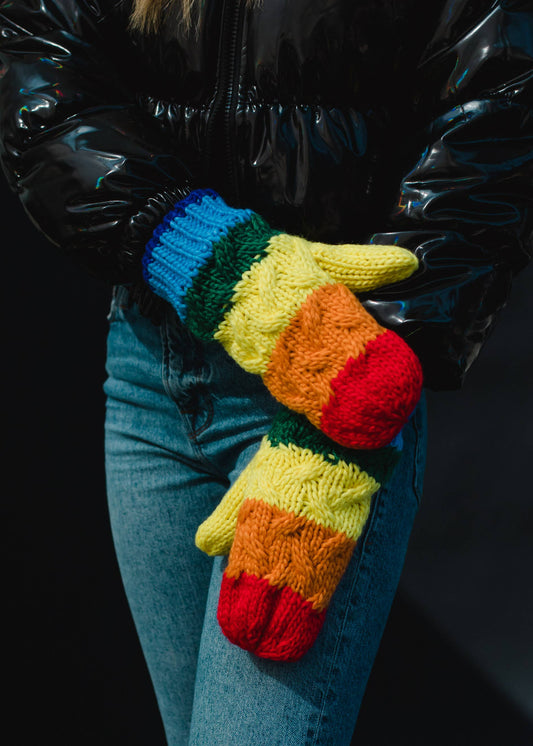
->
[184,213,279,340]
[267,409,401,485]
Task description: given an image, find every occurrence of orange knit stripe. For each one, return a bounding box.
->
[225,498,356,612]
[263,282,385,428]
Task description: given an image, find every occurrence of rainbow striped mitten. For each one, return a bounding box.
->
[143,189,422,449]
[195,408,404,661]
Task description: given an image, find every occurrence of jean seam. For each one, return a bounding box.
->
[160,317,226,479]
[309,488,382,746]
[186,378,215,440]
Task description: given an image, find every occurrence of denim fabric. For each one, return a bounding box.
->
[104,285,427,746]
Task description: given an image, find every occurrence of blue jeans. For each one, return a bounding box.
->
[104,286,427,746]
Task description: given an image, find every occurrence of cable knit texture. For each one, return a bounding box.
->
[195,408,403,661]
[143,189,423,449]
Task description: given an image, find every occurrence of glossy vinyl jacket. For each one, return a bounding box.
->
[0,0,532,389]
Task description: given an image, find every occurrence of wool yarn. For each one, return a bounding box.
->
[143,188,423,449]
[195,408,403,661]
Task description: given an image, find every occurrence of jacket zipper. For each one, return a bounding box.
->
[204,0,244,202]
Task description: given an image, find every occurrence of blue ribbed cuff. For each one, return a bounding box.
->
[142,189,253,320]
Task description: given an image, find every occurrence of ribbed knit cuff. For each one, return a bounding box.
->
[142,189,255,324]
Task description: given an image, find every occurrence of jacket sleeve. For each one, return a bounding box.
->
[0,0,192,285]
[363,0,533,390]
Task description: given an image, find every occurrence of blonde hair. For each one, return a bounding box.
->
[129,0,259,35]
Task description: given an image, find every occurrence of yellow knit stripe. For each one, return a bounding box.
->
[195,434,377,556]
[310,243,418,291]
[242,438,376,540]
[214,233,336,375]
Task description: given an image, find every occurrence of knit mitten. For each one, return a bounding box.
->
[142,188,422,449]
[195,408,403,661]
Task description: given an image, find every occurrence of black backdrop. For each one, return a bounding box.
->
[4,176,533,745]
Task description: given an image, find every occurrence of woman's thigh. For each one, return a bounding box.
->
[104,288,279,744]
[189,398,427,746]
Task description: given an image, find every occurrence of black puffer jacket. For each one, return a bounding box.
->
[0,0,532,388]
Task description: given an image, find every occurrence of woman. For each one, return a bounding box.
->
[1,1,531,743]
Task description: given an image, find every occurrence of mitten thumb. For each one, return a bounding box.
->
[310,242,418,292]
[195,467,250,556]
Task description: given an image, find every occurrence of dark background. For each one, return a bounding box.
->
[4,174,533,745]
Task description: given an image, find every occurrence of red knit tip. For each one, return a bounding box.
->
[217,571,327,661]
[320,329,423,449]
